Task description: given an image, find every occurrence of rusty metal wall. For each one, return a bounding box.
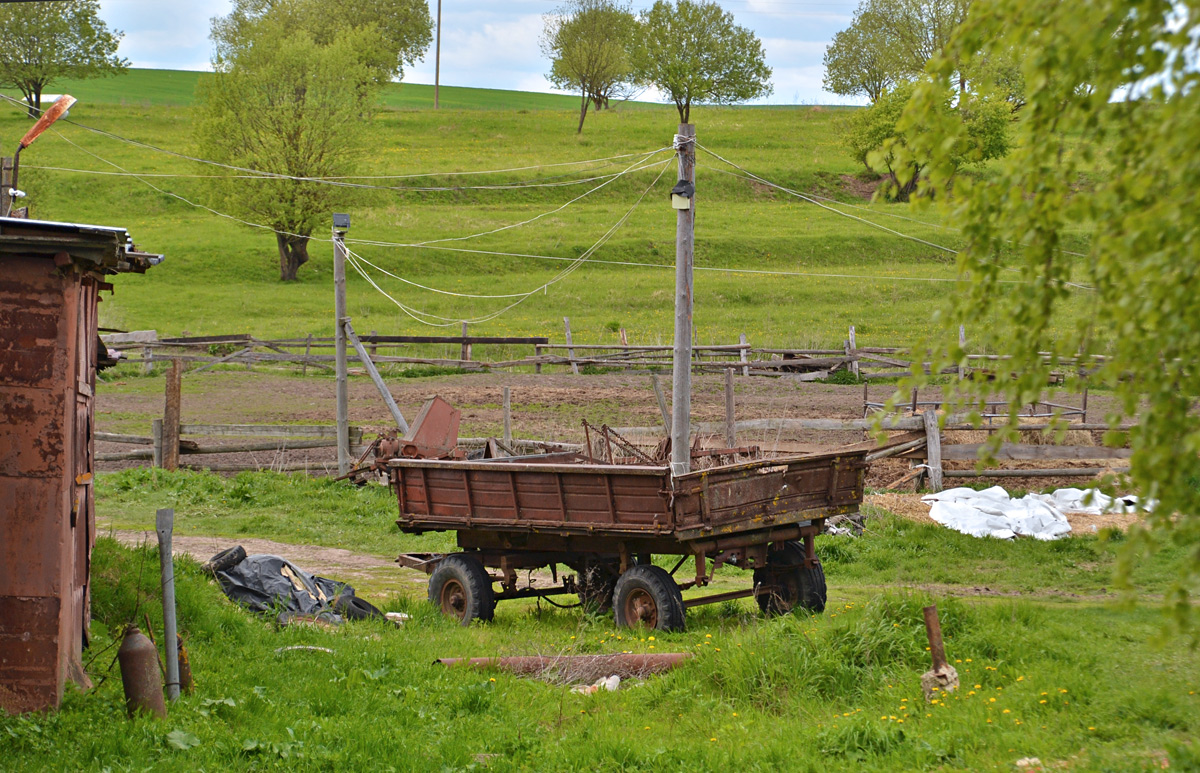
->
[0,255,92,714]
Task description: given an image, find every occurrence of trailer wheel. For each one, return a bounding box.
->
[613,565,685,632]
[753,541,827,615]
[428,554,495,625]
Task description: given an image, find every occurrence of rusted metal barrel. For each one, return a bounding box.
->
[117,626,166,718]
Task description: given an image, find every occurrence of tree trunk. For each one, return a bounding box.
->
[576,92,589,134]
[276,232,310,281]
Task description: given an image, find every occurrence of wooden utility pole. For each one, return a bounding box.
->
[434,0,443,109]
[670,124,696,477]
[333,223,351,475]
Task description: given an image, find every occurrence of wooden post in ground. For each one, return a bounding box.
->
[142,346,153,375]
[302,333,312,377]
[534,345,543,374]
[369,330,378,359]
[848,325,859,378]
[911,388,919,415]
[724,369,736,447]
[670,123,696,477]
[739,333,749,377]
[0,157,12,217]
[923,409,943,492]
[502,386,512,446]
[460,322,471,362]
[162,359,182,471]
[152,419,163,468]
[619,328,628,347]
[564,317,579,375]
[958,325,966,380]
[1081,386,1088,422]
[333,222,351,476]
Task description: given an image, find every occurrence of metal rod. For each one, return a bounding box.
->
[670,123,695,477]
[344,320,409,434]
[333,226,350,475]
[923,604,947,670]
[156,508,180,701]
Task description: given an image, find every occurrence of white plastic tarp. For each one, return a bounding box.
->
[920,486,1143,541]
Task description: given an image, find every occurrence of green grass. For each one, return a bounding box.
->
[0,69,1097,351]
[5,471,1196,770]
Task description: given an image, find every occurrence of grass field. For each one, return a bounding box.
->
[0,69,1096,351]
[1,469,1195,771]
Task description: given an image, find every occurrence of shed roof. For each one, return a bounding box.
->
[0,216,164,274]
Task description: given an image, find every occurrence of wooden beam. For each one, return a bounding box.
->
[940,443,1133,461]
[163,359,182,471]
[944,467,1129,478]
[923,410,943,492]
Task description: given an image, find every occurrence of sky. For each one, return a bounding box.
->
[96,0,864,105]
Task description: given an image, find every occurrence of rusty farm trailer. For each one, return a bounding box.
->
[391,449,866,631]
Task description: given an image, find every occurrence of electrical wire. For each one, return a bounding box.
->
[695,143,1096,291]
[345,158,674,326]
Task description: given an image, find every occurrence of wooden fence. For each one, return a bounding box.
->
[100,323,1099,382]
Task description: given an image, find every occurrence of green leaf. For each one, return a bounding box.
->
[166,730,201,751]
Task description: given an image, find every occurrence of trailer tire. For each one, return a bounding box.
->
[754,541,827,615]
[613,565,685,632]
[428,554,495,625]
[202,546,246,577]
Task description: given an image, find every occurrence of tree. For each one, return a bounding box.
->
[844,81,1009,199]
[823,0,968,103]
[822,6,897,103]
[891,0,1200,632]
[0,1,127,116]
[195,18,386,281]
[541,0,640,133]
[211,0,432,85]
[632,0,772,123]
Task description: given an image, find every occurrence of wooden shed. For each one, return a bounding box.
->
[0,217,162,714]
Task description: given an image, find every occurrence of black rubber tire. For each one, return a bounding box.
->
[575,563,619,613]
[428,554,495,625]
[612,564,686,632]
[753,541,827,615]
[202,546,246,576]
[334,593,384,621]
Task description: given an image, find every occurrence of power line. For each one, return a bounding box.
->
[346,158,674,326]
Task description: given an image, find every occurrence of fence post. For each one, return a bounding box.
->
[162,359,182,471]
[369,330,378,359]
[724,369,736,447]
[739,333,749,377]
[502,386,512,446]
[923,409,943,492]
[302,333,312,377]
[848,325,859,379]
[152,419,163,468]
[460,322,471,362]
[143,346,153,375]
[564,317,579,375]
[619,328,628,347]
[534,344,543,374]
[958,325,966,381]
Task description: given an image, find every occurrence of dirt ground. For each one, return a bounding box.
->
[96,369,1128,493]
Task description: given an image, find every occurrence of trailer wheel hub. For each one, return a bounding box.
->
[440,579,467,616]
[624,589,658,627]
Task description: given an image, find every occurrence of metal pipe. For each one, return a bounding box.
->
[155,508,180,701]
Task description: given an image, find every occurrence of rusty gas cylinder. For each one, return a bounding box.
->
[117,626,166,718]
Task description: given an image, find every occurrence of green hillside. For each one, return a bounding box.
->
[0,70,1094,350]
[4,67,590,111]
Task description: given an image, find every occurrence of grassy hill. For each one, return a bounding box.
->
[0,69,1094,350]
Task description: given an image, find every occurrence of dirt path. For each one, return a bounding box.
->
[107,528,425,592]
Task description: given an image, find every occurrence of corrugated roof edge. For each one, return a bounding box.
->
[0,216,164,273]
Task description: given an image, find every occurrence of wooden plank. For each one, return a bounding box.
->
[159,334,252,345]
[180,424,362,441]
[944,467,1129,478]
[941,443,1133,461]
[95,432,153,445]
[345,321,409,433]
[724,369,736,447]
[923,410,943,492]
[611,416,927,435]
[864,435,927,462]
[100,330,157,345]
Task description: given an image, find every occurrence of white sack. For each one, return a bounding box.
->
[920,486,1142,541]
